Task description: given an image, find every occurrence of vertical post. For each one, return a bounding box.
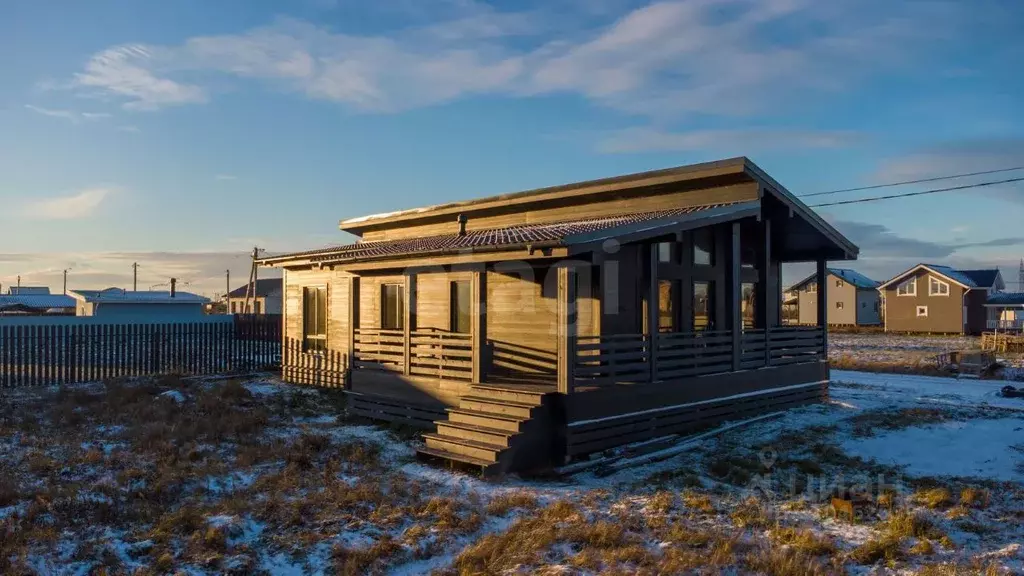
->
[557,265,577,394]
[729,221,742,371]
[760,218,772,367]
[403,274,415,375]
[471,268,487,384]
[646,243,659,382]
[816,258,828,357]
[346,276,358,389]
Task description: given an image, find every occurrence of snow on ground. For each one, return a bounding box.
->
[2,371,1023,574]
[831,332,1024,373]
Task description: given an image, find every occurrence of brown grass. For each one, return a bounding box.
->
[485,491,539,516]
[770,527,836,556]
[913,487,954,510]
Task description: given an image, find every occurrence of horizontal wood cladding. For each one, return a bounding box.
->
[281,268,353,387]
[414,270,473,331]
[359,181,760,241]
[883,268,965,334]
[358,273,406,330]
[565,380,827,458]
[565,361,828,423]
[349,394,446,429]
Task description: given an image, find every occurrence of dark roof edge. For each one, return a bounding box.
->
[876,264,972,290]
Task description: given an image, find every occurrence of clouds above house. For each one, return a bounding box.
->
[24,104,111,123]
[66,0,971,118]
[21,188,113,220]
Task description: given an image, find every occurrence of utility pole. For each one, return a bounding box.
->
[226,269,231,314]
[63,269,69,295]
[243,246,263,314]
[1018,258,1023,292]
[16,275,20,294]
[132,262,139,292]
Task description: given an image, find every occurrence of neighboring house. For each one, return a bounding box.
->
[225,278,283,315]
[877,264,1005,335]
[258,156,859,475]
[5,286,51,296]
[0,294,75,316]
[69,288,210,319]
[789,268,880,326]
[985,292,1024,331]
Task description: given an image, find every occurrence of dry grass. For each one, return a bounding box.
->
[769,527,837,556]
[850,408,950,437]
[485,491,539,516]
[913,487,954,510]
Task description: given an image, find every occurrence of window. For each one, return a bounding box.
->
[806,282,817,294]
[693,281,714,331]
[303,286,327,351]
[929,277,950,296]
[657,242,673,263]
[916,306,928,317]
[741,282,756,328]
[450,281,471,334]
[658,280,676,332]
[254,300,262,315]
[836,279,844,288]
[693,228,714,266]
[896,278,916,296]
[381,284,405,331]
[874,301,880,312]
[835,301,844,310]
[230,301,237,314]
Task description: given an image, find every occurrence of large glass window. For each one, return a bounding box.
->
[694,281,714,331]
[381,283,405,331]
[450,281,471,334]
[658,280,676,332]
[657,242,673,263]
[303,286,327,351]
[742,282,756,328]
[929,277,949,296]
[693,228,714,266]
[896,278,916,296]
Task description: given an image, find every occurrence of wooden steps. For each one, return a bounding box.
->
[416,383,555,476]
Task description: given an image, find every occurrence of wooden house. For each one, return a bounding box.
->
[877,264,1004,335]
[260,157,858,475]
[225,278,283,315]
[789,268,880,326]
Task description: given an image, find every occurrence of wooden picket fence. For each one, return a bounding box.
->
[0,315,281,388]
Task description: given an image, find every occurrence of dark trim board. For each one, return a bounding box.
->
[564,381,827,458]
[348,393,447,429]
[566,361,829,422]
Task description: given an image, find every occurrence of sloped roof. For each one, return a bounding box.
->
[69,289,209,304]
[958,269,1001,289]
[0,294,76,310]
[262,202,753,265]
[922,265,980,288]
[986,292,1024,306]
[788,268,878,292]
[6,287,50,295]
[226,278,282,298]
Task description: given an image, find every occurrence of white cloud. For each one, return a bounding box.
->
[597,127,861,153]
[66,0,966,115]
[22,188,112,220]
[215,174,238,181]
[25,104,111,122]
[117,125,142,133]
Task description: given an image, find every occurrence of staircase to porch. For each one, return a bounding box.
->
[416,383,556,477]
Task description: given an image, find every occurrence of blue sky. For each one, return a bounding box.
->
[1,0,1022,296]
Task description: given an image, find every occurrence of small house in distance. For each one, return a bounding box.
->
[788,268,880,326]
[877,264,1004,335]
[69,288,209,319]
[259,157,858,475]
[0,293,76,316]
[5,286,51,295]
[225,278,283,315]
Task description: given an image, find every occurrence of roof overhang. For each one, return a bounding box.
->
[877,264,973,291]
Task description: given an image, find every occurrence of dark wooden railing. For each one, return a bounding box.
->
[573,326,824,388]
[353,328,474,382]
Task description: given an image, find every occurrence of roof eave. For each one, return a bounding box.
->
[876,264,973,291]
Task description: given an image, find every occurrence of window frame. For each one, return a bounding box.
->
[835,279,844,288]
[302,285,328,352]
[692,228,715,267]
[896,278,917,297]
[692,280,714,331]
[449,280,471,334]
[806,282,817,294]
[928,276,950,297]
[835,301,844,310]
[380,283,405,331]
[916,305,929,318]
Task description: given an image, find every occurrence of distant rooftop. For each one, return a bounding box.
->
[226,278,282,298]
[788,268,879,291]
[879,264,1003,291]
[0,294,75,310]
[69,288,209,304]
[5,286,50,296]
[987,292,1024,306]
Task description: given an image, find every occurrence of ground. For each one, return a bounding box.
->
[1,370,1023,575]
[830,333,1024,376]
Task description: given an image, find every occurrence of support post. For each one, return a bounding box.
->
[346,276,358,389]
[403,274,415,375]
[760,218,772,367]
[471,268,487,383]
[557,265,577,395]
[816,258,828,357]
[646,243,659,382]
[729,222,742,371]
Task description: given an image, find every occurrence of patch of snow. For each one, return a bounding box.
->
[244,380,291,396]
[158,390,186,403]
[842,417,1024,481]
[294,414,337,424]
[832,370,1024,412]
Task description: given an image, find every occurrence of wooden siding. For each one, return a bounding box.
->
[883,269,965,333]
[797,273,859,326]
[281,268,352,385]
[358,182,760,241]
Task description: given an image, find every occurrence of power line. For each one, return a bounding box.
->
[799,165,1024,198]
[808,177,1024,208]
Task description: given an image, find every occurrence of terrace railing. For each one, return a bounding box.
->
[353,328,474,382]
[572,326,824,388]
